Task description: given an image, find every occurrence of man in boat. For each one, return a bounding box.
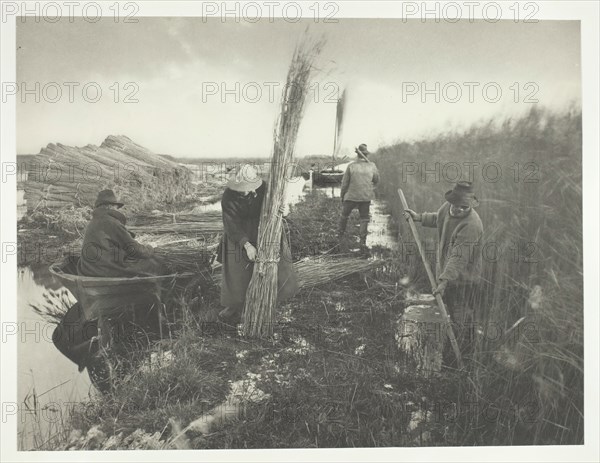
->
[217,164,298,325]
[403,181,484,347]
[78,189,161,278]
[338,143,380,252]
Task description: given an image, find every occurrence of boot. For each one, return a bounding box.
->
[359,219,369,246]
[218,306,242,326]
[338,216,349,240]
[359,219,370,256]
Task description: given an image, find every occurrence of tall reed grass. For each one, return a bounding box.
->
[373,106,583,444]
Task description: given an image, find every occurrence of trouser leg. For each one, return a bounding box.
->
[445,283,479,354]
[358,202,371,246]
[359,219,369,245]
[338,201,354,238]
[338,216,349,237]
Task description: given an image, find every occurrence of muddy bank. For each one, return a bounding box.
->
[21,188,410,450]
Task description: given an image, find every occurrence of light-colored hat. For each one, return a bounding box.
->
[226,164,263,192]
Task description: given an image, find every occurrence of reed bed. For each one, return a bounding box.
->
[373,106,583,445]
[242,34,325,338]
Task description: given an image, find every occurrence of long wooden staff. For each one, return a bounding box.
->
[398,188,464,369]
[354,147,371,163]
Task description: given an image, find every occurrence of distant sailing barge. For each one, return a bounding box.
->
[313,89,347,186]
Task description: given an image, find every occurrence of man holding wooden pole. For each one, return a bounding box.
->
[403,181,484,352]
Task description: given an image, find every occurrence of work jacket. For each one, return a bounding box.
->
[340,159,380,202]
[421,202,484,283]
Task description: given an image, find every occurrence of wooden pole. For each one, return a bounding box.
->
[354,147,370,163]
[332,102,338,166]
[397,188,464,369]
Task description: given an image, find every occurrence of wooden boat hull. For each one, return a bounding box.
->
[313,170,344,185]
[49,256,191,320]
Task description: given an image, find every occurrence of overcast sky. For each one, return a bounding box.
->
[16,18,580,157]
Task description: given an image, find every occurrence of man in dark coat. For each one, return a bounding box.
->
[404,181,484,348]
[78,189,161,277]
[339,143,380,252]
[217,164,298,324]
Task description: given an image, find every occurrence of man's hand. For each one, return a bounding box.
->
[278,203,290,217]
[433,279,448,296]
[244,243,257,262]
[403,209,422,222]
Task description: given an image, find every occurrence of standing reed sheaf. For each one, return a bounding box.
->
[242,36,325,338]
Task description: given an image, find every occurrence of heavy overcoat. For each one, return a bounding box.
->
[421,202,484,283]
[77,208,160,277]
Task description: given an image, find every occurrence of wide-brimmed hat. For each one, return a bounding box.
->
[226,164,263,192]
[355,143,370,157]
[444,181,479,207]
[95,189,124,208]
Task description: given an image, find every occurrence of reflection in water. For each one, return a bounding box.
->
[17,267,93,450]
[17,188,27,221]
[366,200,398,250]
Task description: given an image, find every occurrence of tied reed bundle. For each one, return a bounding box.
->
[65,236,217,275]
[242,35,325,338]
[153,244,215,274]
[333,88,347,159]
[212,256,382,290]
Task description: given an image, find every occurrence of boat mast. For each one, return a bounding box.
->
[332,100,338,169]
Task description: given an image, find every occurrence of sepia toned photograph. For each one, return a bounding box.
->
[1,1,598,461]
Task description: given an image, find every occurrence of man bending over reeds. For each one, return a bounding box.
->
[404,181,484,348]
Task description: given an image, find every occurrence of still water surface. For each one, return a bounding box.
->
[17,267,93,450]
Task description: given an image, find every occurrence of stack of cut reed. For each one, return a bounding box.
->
[22,135,193,211]
[129,210,223,234]
[152,242,216,274]
[128,222,222,235]
[65,237,217,275]
[212,255,381,290]
[242,35,325,338]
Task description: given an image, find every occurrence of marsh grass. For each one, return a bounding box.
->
[27,106,583,447]
[373,106,583,444]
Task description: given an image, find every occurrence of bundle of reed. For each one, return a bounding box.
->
[131,210,222,227]
[22,135,193,211]
[242,35,325,338]
[333,88,347,159]
[65,237,218,274]
[212,255,382,290]
[128,222,223,235]
[153,244,216,274]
